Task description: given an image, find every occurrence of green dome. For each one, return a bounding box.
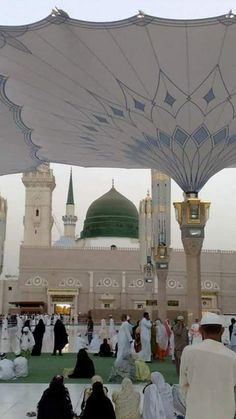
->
[80,187,139,239]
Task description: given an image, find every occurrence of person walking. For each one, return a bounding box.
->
[117,314,133,362]
[229,317,236,340]
[180,312,236,419]
[32,319,45,356]
[52,319,68,356]
[173,315,188,375]
[86,316,94,346]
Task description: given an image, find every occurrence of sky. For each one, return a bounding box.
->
[0,0,236,276]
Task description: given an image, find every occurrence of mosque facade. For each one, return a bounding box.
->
[0,164,236,320]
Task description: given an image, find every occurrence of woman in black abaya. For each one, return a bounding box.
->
[37,375,74,419]
[68,348,95,378]
[52,319,68,356]
[32,319,45,356]
[82,382,115,419]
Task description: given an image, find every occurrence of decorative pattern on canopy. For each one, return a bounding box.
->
[1,12,236,191]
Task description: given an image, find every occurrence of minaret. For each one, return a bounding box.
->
[0,195,7,273]
[151,170,171,247]
[22,163,55,246]
[62,168,77,238]
[139,191,153,271]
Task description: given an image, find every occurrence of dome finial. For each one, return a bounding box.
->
[112,178,115,188]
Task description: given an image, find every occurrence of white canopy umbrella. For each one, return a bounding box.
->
[0,10,236,191]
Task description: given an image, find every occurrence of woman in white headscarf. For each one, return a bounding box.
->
[151,372,175,419]
[89,334,102,353]
[172,384,186,418]
[156,320,168,361]
[142,383,166,419]
[99,319,108,341]
[112,377,140,419]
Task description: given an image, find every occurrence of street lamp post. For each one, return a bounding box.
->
[144,258,155,320]
[173,193,210,324]
[154,245,171,320]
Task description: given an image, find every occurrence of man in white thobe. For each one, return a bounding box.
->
[139,312,152,362]
[180,312,236,419]
[109,315,116,340]
[117,314,133,361]
[13,352,28,377]
[189,319,202,345]
[0,353,15,380]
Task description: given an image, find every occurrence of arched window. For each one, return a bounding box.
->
[36,209,39,217]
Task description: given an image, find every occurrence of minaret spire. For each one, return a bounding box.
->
[62,168,77,238]
[67,167,74,205]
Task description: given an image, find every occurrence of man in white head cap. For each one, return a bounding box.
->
[180,312,236,419]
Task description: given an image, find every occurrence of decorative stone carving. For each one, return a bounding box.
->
[100,293,114,301]
[201,280,220,290]
[59,277,81,288]
[129,279,144,288]
[136,278,144,287]
[59,279,66,286]
[25,276,48,287]
[66,277,75,286]
[167,279,184,289]
[96,277,119,287]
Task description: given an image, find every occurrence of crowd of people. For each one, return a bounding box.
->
[36,372,184,419]
[1,311,236,418]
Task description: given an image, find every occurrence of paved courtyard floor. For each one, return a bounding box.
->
[0,325,177,418]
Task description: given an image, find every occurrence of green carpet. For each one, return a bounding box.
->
[3,353,178,384]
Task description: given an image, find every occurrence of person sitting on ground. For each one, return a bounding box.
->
[133,354,151,382]
[172,384,186,419]
[109,353,136,383]
[13,350,28,378]
[112,377,141,419]
[37,375,74,419]
[80,375,108,416]
[82,381,116,419]
[150,372,175,418]
[68,348,95,379]
[0,352,15,380]
[142,383,166,419]
[98,338,112,357]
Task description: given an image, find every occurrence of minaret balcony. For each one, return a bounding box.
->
[62,215,78,224]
